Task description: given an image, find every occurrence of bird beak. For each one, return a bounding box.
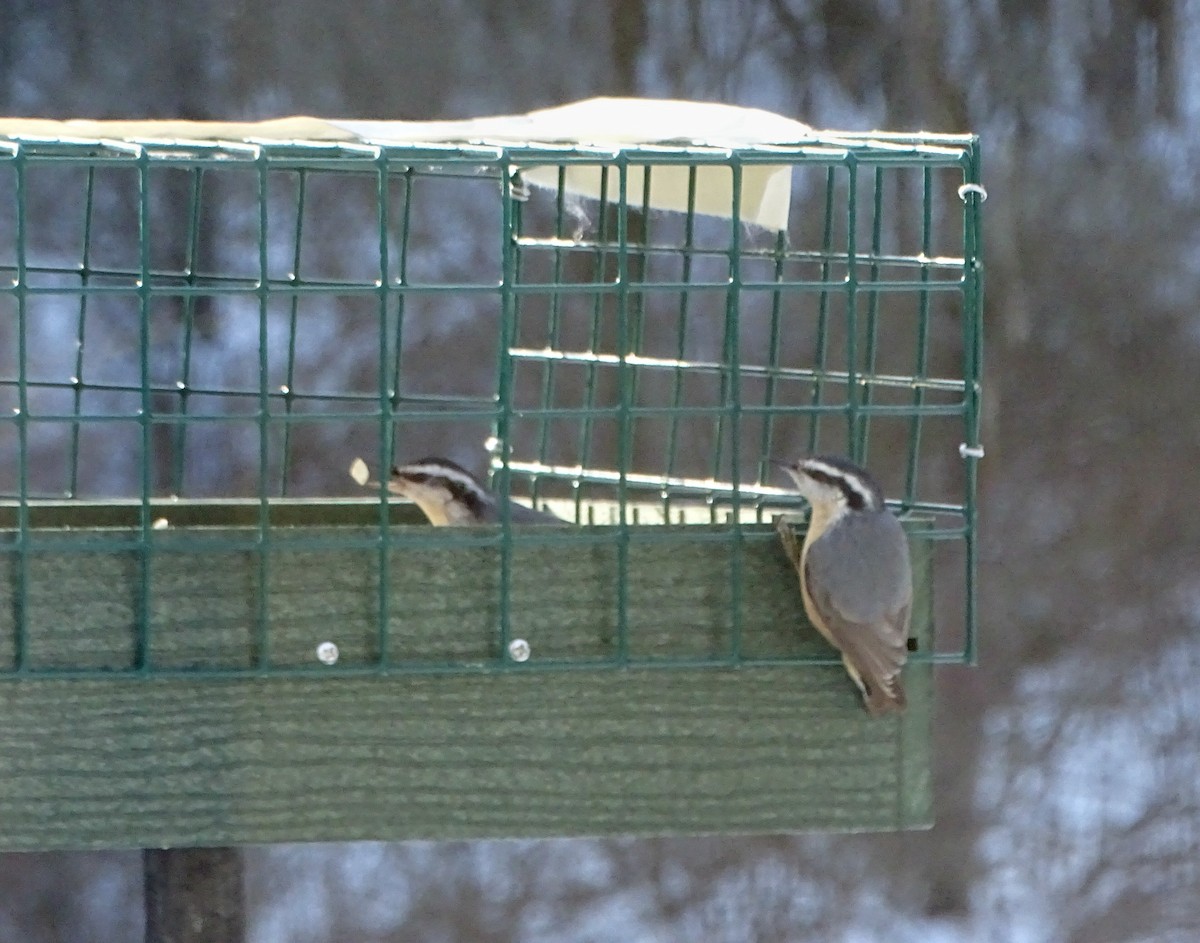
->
[768,457,792,471]
[387,467,408,493]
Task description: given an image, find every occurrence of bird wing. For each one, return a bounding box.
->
[803,516,912,709]
[805,566,911,711]
[501,500,568,525]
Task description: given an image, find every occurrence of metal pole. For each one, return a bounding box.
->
[144,848,246,943]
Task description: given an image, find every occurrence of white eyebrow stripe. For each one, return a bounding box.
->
[801,459,878,509]
[800,459,847,480]
[844,480,875,508]
[393,464,487,494]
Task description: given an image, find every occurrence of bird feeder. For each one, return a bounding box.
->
[0,100,983,850]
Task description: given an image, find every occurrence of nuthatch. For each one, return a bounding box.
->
[388,457,566,526]
[773,455,913,716]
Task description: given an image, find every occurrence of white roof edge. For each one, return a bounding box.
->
[0,100,972,230]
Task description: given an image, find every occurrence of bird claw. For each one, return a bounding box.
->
[773,514,800,567]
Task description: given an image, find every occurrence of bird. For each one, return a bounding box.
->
[772,455,913,716]
[387,457,566,526]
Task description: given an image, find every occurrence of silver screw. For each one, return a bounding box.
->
[507,638,531,663]
[316,641,340,665]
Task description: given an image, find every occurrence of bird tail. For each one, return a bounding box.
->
[842,653,907,717]
[864,677,907,717]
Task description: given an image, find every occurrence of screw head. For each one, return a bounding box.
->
[507,638,531,663]
[316,641,340,665]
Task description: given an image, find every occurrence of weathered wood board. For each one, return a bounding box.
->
[0,500,933,849]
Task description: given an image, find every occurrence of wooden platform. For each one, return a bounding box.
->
[0,500,933,849]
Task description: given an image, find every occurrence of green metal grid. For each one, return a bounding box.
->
[0,131,984,679]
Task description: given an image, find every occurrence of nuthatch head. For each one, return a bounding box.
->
[773,455,913,716]
[388,457,565,526]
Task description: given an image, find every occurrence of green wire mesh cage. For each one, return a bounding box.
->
[0,110,982,845]
[0,127,983,673]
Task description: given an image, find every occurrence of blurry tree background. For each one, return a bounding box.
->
[2,0,1199,941]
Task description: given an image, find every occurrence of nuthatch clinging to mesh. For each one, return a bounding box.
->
[773,455,913,716]
[387,457,566,526]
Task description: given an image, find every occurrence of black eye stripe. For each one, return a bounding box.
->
[803,466,873,511]
[804,468,841,489]
[393,471,486,511]
[446,479,487,516]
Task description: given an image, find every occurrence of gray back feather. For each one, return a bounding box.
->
[806,510,911,624]
[479,499,567,525]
